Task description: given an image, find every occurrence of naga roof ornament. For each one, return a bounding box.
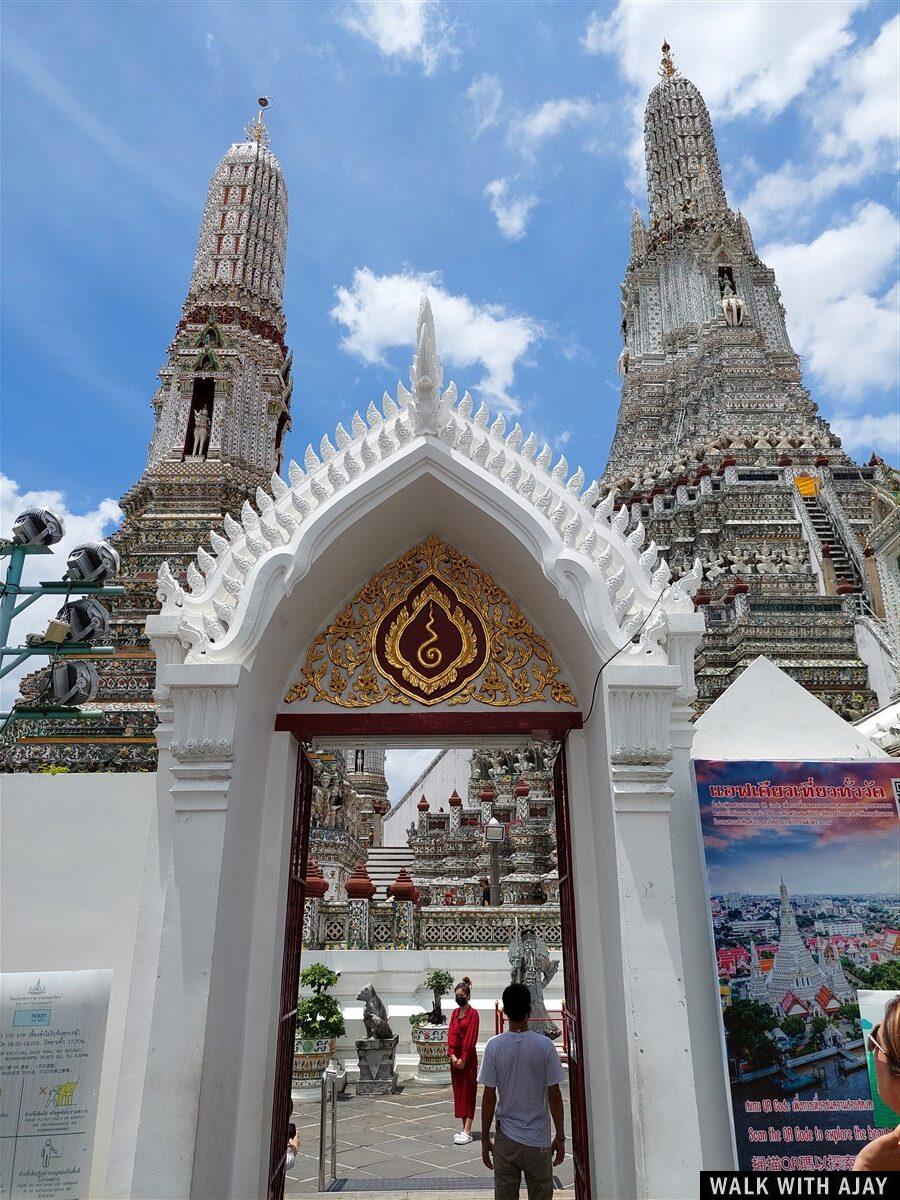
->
[658,40,679,79]
[244,95,273,147]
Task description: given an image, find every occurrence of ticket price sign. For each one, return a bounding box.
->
[1,970,112,1199]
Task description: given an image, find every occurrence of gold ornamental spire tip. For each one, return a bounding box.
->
[659,40,679,79]
[245,95,273,146]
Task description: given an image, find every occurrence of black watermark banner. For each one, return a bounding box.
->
[700,1173,897,1198]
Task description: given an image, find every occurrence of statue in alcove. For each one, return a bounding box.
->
[191,405,211,458]
[720,275,745,327]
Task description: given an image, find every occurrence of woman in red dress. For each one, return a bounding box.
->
[447,976,480,1144]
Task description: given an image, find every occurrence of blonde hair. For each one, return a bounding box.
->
[880,995,900,1075]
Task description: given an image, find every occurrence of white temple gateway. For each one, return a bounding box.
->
[1,40,898,1200]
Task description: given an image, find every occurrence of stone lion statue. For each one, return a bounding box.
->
[356,982,393,1040]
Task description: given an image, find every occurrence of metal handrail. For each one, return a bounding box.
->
[317,1069,338,1192]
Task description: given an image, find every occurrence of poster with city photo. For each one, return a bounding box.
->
[694,759,900,1170]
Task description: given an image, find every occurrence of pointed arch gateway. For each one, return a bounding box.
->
[130,299,716,1200]
[270,536,589,1200]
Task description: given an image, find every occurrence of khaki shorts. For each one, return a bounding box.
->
[492,1127,554,1200]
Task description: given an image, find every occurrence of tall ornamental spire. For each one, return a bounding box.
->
[644,41,728,224]
[599,53,882,728]
[188,97,287,320]
[2,104,294,773]
[146,102,292,475]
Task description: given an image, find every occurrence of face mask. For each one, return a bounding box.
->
[455,995,467,1006]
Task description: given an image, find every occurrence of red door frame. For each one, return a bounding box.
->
[267,709,591,1200]
[267,746,315,1200]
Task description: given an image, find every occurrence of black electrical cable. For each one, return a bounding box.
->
[559,586,666,756]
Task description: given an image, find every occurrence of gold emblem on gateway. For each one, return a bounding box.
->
[284,535,576,709]
[378,580,485,699]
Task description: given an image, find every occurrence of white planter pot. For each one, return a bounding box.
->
[292,1036,340,1103]
[412,1023,451,1085]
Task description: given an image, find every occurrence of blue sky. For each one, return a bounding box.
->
[2,0,898,544]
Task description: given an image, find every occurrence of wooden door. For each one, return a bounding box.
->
[267,744,314,1200]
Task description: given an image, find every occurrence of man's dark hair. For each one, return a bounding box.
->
[502,983,532,1022]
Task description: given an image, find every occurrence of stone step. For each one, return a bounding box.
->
[366,846,415,899]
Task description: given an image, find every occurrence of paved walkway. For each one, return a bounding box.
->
[286,1077,575,1194]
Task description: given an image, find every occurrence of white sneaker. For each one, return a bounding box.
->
[456,1132,473,1145]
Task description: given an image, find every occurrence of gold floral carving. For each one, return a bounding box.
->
[284,535,577,708]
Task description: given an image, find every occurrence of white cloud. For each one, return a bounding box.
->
[483,179,538,241]
[508,98,599,158]
[742,160,867,228]
[341,0,454,74]
[829,412,899,461]
[584,0,863,119]
[330,268,543,413]
[468,74,503,135]
[584,0,866,203]
[761,203,900,400]
[0,474,122,706]
[742,16,900,228]
[818,15,900,159]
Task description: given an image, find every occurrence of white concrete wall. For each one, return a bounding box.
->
[304,947,565,1052]
[855,619,898,709]
[0,772,156,1200]
[383,748,472,845]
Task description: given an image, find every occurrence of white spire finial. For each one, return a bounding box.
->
[408,294,448,436]
[412,295,441,393]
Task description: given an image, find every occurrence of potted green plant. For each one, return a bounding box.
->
[412,969,454,1085]
[293,963,346,1101]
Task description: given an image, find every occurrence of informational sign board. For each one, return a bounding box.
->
[694,760,900,1171]
[1,970,112,1199]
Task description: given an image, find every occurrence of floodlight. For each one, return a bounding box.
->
[55,597,111,643]
[64,541,120,584]
[485,817,505,843]
[11,507,65,547]
[45,660,99,706]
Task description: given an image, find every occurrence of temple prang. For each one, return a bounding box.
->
[604,43,896,722]
[2,111,291,771]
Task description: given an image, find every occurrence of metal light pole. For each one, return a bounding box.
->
[485,816,505,906]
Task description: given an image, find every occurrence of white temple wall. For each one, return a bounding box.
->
[0,773,156,1200]
[854,619,898,708]
[302,948,564,1052]
[383,747,473,844]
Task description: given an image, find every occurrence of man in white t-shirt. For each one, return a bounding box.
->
[478,983,566,1200]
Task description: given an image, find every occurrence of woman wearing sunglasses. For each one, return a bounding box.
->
[854,994,900,1171]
